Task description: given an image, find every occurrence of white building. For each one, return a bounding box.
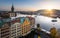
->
[10,23,21,38]
[10,18,21,38]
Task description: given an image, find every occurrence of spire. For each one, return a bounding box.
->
[11,4,14,12]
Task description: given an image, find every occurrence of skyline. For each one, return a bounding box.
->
[0,0,60,11]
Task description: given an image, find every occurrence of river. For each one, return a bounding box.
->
[35,15,60,31]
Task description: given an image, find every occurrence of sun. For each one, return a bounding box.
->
[45,5,53,12]
[44,5,54,16]
[46,5,53,11]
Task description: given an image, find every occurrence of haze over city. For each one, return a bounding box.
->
[0,0,60,11]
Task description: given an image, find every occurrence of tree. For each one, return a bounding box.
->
[50,27,57,38]
[37,24,41,33]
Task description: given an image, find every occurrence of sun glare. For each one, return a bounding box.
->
[44,5,54,16]
[45,5,53,11]
[46,6,53,11]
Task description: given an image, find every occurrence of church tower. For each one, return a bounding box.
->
[9,4,16,17]
[11,4,14,12]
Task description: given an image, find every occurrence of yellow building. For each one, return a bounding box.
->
[21,17,31,36]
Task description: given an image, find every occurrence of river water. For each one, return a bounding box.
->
[35,15,60,31]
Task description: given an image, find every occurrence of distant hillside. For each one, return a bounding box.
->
[35,9,60,18]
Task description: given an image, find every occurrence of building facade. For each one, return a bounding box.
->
[27,17,35,29]
[10,18,21,38]
[20,17,35,36]
[0,16,35,38]
[0,19,11,38]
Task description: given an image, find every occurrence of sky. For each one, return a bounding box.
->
[0,0,60,11]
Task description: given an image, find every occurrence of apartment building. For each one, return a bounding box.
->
[0,19,11,38]
[20,17,34,36]
[10,18,21,38]
[0,16,35,38]
[27,17,35,29]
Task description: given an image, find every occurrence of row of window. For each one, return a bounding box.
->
[1,30,10,34]
[1,33,9,37]
[1,27,9,31]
